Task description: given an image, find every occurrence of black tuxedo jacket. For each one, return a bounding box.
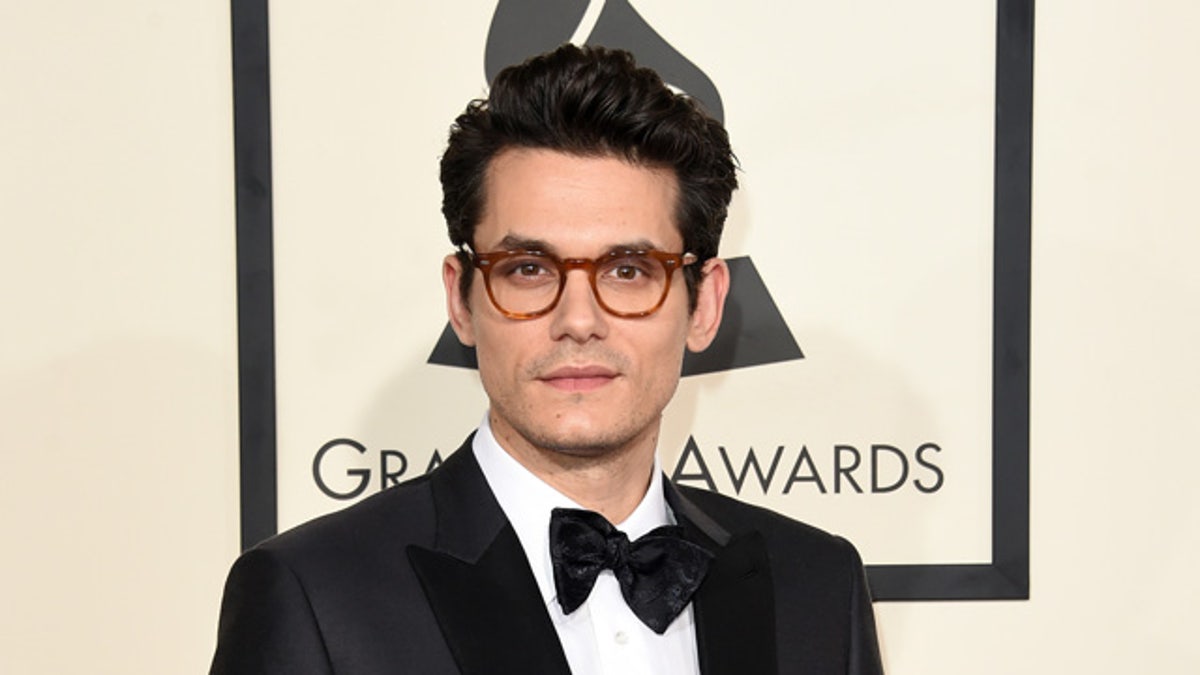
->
[211,438,883,674]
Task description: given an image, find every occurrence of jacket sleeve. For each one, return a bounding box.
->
[846,543,885,675]
[210,547,335,675]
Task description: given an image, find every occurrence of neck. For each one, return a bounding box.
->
[488,414,658,524]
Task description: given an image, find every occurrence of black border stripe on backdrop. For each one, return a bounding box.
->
[231,0,277,552]
[866,0,1033,601]
[230,0,1034,600]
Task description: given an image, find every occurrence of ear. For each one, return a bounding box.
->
[443,254,476,347]
[686,257,729,352]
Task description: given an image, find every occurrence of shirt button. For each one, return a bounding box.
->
[614,630,629,645]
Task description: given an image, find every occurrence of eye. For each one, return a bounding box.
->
[514,262,547,277]
[494,254,558,286]
[615,265,642,280]
[601,255,658,284]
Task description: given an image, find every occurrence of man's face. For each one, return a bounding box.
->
[444,148,727,461]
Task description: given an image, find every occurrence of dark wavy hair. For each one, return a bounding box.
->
[440,44,737,309]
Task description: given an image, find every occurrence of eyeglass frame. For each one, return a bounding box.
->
[461,246,699,320]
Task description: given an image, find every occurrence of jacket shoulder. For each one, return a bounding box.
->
[676,485,883,673]
[675,483,866,573]
[212,473,450,673]
[260,471,437,564]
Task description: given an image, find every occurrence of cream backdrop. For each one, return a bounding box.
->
[0,1,240,673]
[1,1,1198,673]
[273,0,994,567]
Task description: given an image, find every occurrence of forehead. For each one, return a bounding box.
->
[476,148,681,253]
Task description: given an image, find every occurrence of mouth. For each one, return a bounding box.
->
[537,365,619,393]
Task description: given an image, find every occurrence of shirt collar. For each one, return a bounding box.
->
[471,413,672,607]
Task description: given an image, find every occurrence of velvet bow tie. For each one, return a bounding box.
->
[548,507,714,634]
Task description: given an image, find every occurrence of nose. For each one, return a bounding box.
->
[548,268,609,343]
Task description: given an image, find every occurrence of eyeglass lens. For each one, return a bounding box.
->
[486,252,673,316]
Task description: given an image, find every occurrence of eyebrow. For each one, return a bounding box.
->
[493,234,664,256]
[496,234,553,252]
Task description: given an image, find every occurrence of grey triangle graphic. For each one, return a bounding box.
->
[427,322,478,370]
[584,0,724,122]
[682,256,803,375]
[484,0,589,83]
[483,0,723,122]
[427,256,803,376]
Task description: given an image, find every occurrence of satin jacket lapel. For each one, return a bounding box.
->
[666,481,777,675]
[407,443,571,675]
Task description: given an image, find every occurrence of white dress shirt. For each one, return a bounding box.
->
[472,414,702,675]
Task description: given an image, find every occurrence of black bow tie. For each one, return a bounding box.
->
[548,507,714,634]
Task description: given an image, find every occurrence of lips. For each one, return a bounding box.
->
[537,365,619,392]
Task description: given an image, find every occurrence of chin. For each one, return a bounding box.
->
[523,414,643,457]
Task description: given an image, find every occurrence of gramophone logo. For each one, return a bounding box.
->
[429,0,803,376]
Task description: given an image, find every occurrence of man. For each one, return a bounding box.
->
[212,44,883,674]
